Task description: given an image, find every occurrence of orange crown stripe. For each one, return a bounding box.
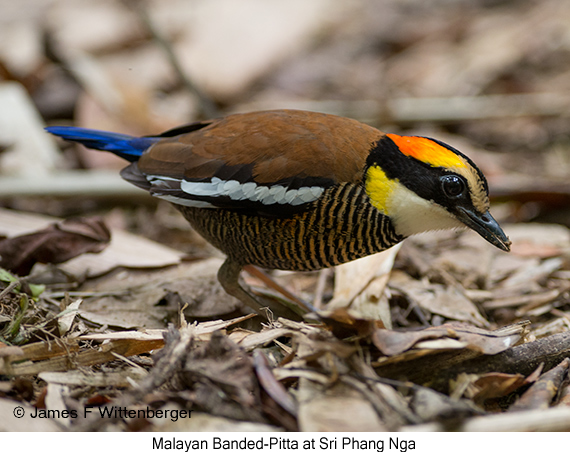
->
[387,134,466,169]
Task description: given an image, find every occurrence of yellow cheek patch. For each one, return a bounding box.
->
[387,134,466,169]
[365,165,396,214]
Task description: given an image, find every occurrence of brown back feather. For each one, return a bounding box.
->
[136,110,384,185]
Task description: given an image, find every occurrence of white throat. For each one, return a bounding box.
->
[388,183,465,237]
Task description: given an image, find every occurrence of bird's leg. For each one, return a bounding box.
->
[217,258,306,321]
[243,265,316,313]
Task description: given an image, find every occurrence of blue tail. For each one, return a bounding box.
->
[45,126,158,162]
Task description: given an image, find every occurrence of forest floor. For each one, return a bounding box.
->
[1,0,570,431]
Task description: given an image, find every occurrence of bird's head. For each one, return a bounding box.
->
[364,134,511,252]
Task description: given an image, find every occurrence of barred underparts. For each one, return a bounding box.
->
[178,184,402,271]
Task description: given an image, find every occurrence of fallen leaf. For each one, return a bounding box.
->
[510,358,570,411]
[0,217,110,275]
[0,208,183,277]
[230,327,293,352]
[79,314,255,342]
[76,259,241,328]
[504,224,570,258]
[253,350,297,416]
[314,307,383,339]
[372,322,526,356]
[411,386,480,423]
[44,383,71,427]
[464,372,528,405]
[297,378,385,431]
[329,245,400,326]
[180,331,265,423]
[0,82,63,177]
[39,369,146,388]
[57,298,82,336]
[389,271,489,327]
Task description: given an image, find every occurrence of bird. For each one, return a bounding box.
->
[46,109,511,319]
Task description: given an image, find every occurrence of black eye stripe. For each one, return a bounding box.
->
[367,136,482,212]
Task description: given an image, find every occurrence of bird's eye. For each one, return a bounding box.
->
[441,175,465,198]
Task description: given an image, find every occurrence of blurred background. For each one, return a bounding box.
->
[1,0,570,250]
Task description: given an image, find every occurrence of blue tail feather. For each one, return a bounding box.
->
[45,126,157,162]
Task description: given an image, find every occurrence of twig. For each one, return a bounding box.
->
[509,358,570,412]
[421,332,570,392]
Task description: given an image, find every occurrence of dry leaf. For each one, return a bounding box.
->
[171,0,344,99]
[0,336,164,377]
[39,369,146,388]
[315,307,384,339]
[0,208,183,277]
[231,327,293,352]
[253,350,297,416]
[389,271,489,327]
[329,245,400,325]
[0,82,63,177]
[297,378,385,431]
[505,224,570,258]
[180,332,265,424]
[411,387,480,423]
[77,259,240,328]
[44,383,71,427]
[79,315,255,343]
[465,372,528,405]
[57,299,82,336]
[0,217,110,275]
[373,322,525,356]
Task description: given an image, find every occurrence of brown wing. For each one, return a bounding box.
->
[121,110,384,213]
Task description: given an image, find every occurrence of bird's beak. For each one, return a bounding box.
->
[455,207,511,252]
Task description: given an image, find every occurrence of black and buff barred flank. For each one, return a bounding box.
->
[178,183,402,271]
